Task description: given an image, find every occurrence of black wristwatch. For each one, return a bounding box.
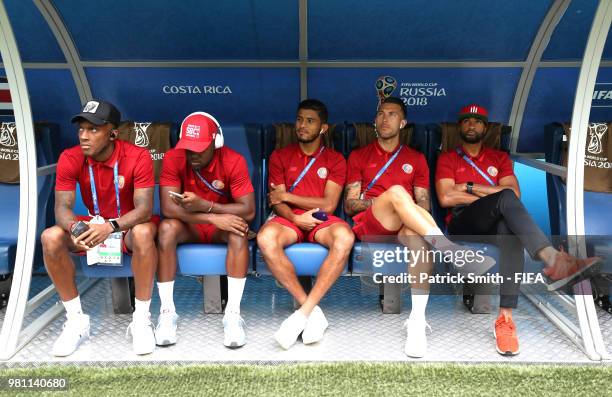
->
[109,219,121,233]
[466,181,474,194]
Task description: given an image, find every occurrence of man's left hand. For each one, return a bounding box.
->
[74,222,113,249]
[268,183,287,206]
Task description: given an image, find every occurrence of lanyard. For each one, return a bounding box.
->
[288,146,325,193]
[193,168,226,196]
[360,145,403,199]
[455,147,495,186]
[88,162,121,217]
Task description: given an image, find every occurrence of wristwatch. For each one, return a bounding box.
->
[466,181,474,194]
[109,219,121,233]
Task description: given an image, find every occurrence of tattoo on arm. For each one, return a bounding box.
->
[55,190,76,231]
[414,187,431,212]
[344,181,372,215]
[117,187,153,230]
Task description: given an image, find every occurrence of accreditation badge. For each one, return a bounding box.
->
[97,232,123,266]
[86,216,123,266]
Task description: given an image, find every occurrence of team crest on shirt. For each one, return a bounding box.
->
[212,180,225,190]
[402,163,413,174]
[117,175,125,189]
[317,167,328,179]
[487,166,498,177]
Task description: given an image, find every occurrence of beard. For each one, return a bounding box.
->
[297,134,320,144]
[460,130,486,144]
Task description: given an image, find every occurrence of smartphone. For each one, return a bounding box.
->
[312,211,329,221]
[70,221,90,238]
[168,191,185,200]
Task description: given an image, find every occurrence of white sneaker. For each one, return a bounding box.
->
[155,310,179,346]
[274,310,307,350]
[403,316,431,358]
[302,306,329,345]
[126,313,156,355]
[223,311,246,348]
[51,313,90,357]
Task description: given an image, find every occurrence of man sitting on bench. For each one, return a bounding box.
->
[435,104,601,356]
[344,97,494,358]
[257,99,354,350]
[156,112,255,348]
[42,100,158,356]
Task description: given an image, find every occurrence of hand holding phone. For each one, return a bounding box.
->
[168,191,185,200]
[70,221,90,238]
[312,210,329,221]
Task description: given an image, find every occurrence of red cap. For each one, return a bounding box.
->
[176,112,219,152]
[458,104,489,123]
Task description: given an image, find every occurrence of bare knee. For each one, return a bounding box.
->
[131,223,156,250]
[331,227,354,255]
[257,227,281,255]
[387,185,413,204]
[157,219,182,249]
[41,226,68,253]
[227,231,247,249]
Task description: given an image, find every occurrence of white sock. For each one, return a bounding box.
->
[157,281,175,313]
[422,226,457,250]
[409,289,429,320]
[225,276,246,314]
[63,296,83,318]
[133,299,151,321]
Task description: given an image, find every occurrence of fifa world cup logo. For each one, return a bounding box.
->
[134,122,151,147]
[587,122,607,155]
[375,76,397,106]
[0,122,17,147]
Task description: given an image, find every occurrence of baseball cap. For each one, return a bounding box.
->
[71,100,121,127]
[175,112,220,153]
[458,104,488,123]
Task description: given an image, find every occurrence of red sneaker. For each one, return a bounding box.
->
[494,314,519,356]
[543,248,602,291]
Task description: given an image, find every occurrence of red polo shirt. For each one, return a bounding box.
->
[435,145,514,186]
[55,139,154,219]
[160,146,253,203]
[436,145,515,224]
[346,141,429,200]
[268,143,346,208]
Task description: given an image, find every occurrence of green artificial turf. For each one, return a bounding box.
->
[1,362,611,397]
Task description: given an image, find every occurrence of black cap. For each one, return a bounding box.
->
[71,100,121,127]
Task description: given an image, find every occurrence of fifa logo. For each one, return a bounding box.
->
[375,76,397,106]
[134,122,151,147]
[0,122,17,147]
[587,123,607,155]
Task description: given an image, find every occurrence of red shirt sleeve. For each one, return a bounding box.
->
[327,151,346,186]
[229,154,254,198]
[268,149,285,187]
[435,151,456,182]
[55,151,80,191]
[413,152,430,189]
[159,149,182,188]
[346,151,362,184]
[133,147,155,189]
[497,152,515,180]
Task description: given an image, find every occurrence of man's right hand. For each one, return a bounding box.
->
[209,213,249,236]
[292,208,324,231]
